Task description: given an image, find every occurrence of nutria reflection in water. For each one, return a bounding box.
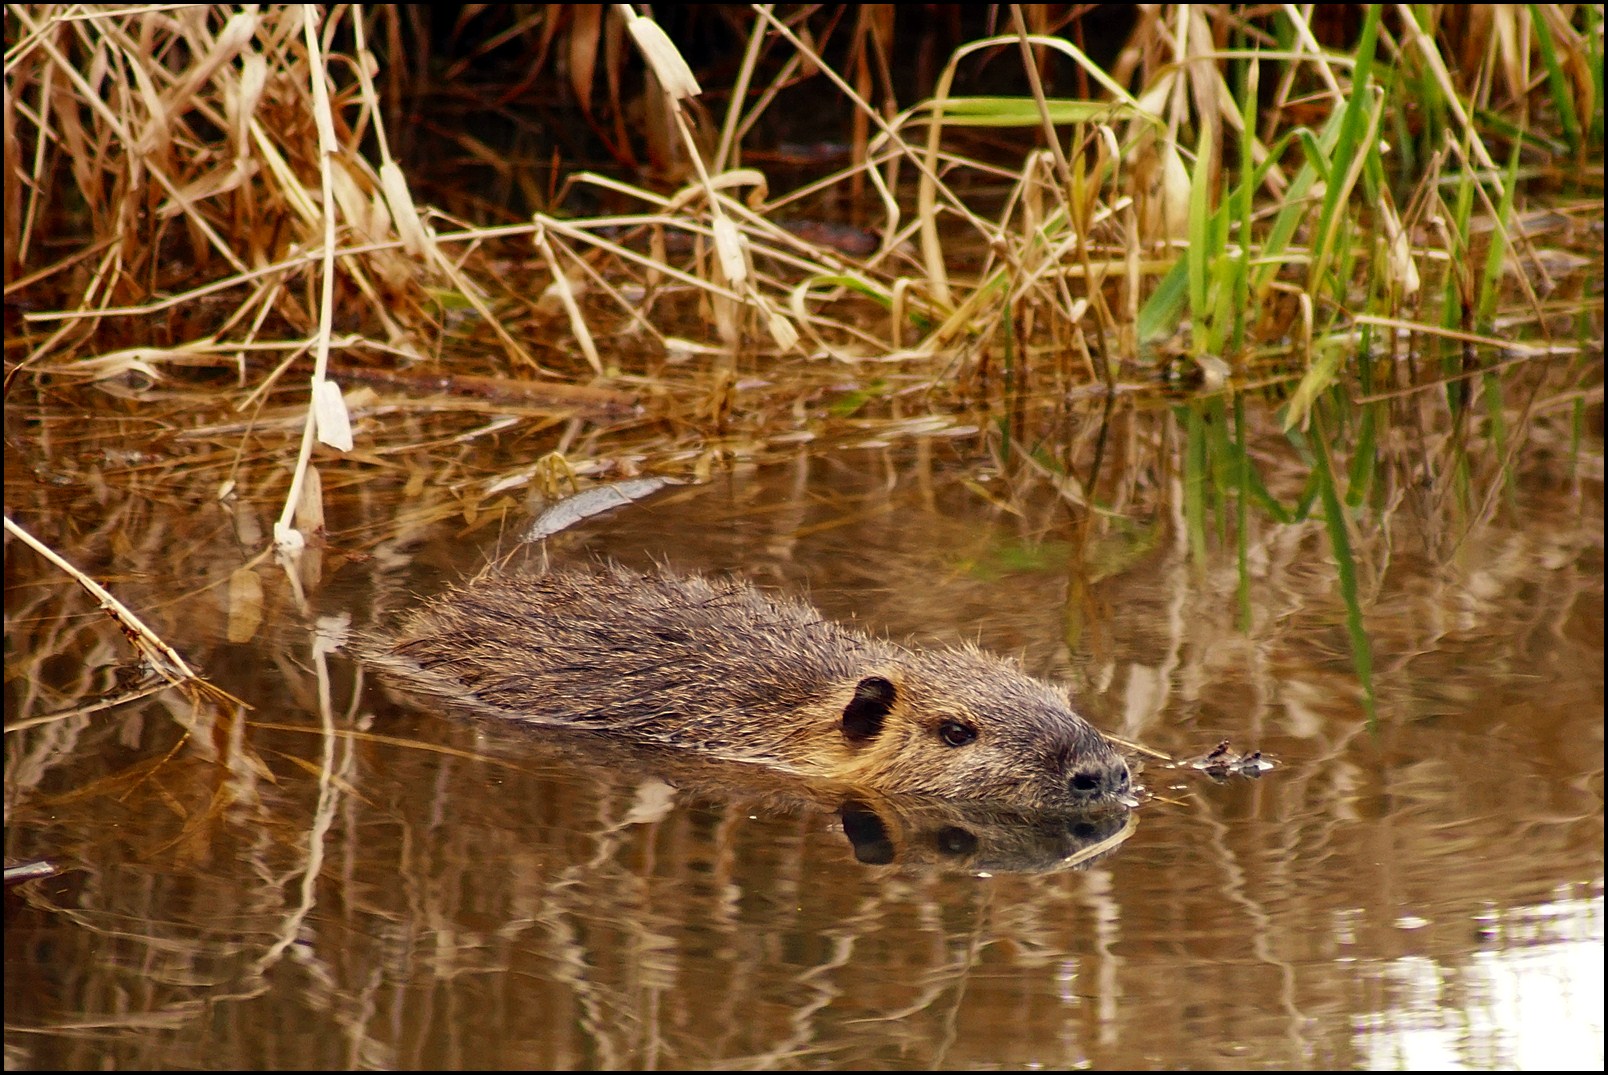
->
[375,564,1134,815]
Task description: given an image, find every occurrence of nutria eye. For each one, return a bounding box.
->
[937,720,977,747]
[934,826,978,856]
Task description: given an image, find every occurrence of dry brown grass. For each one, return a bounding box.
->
[3,7,1600,691]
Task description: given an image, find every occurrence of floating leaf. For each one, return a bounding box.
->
[523,477,682,542]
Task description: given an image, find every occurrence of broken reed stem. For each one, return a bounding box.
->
[272,3,342,555]
[3,515,202,689]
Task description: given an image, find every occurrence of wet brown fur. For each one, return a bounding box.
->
[375,564,1132,813]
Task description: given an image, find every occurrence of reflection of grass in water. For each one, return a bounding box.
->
[957,513,1163,586]
[4,5,1601,714]
[957,539,1076,582]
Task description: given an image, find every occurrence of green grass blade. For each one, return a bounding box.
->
[1187,120,1215,353]
[1307,5,1384,303]
[1138,258,1190,343]
[1529,5,1583,154]
[911,95,1144,127]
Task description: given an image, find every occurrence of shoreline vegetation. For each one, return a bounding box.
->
[4,5,1603,717]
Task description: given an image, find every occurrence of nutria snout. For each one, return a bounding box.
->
[374,564,1133,814]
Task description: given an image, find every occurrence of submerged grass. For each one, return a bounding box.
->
[3,4,1602,717]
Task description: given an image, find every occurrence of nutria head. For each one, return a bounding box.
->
[787,645,1133,815]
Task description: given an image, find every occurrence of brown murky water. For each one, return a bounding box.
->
[5,428,1602,1069]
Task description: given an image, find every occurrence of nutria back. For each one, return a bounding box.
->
[374,564,1132,814]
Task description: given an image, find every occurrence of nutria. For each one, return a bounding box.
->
[374,564,1133,814]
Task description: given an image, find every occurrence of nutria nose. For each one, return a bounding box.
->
[1068,753,1133,805]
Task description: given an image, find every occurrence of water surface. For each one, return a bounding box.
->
[5,442,1602,1069]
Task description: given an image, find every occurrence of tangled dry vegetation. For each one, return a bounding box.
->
[4,5,1603,708]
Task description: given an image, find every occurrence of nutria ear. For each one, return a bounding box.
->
[841,676,896,742]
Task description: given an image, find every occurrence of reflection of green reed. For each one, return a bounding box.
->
[5,6,1600,720]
